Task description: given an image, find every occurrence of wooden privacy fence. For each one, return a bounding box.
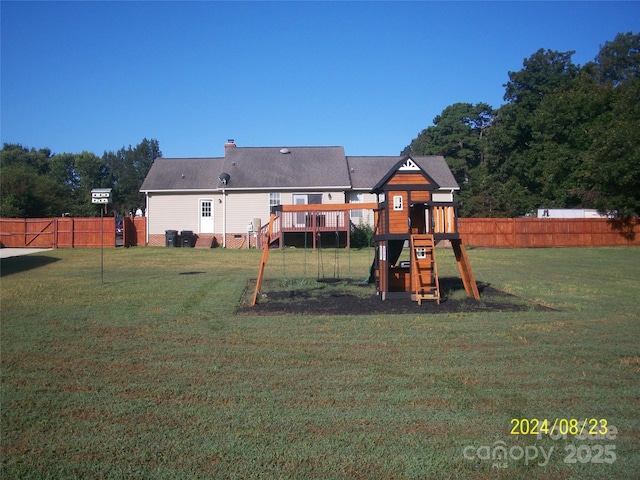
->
[0,217,146,249]
[3,217,638,249]
[123,217,146,248]
[458,218,640,247]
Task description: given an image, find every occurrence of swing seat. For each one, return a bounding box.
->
[316,277,342,284]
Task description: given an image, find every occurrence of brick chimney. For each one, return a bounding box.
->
[224,139,236,154]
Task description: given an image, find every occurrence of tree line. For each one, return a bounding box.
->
[1,139,160,218]
[2,33,638,219]
[403,32,639,218]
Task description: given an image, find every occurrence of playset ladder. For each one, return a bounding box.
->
[410,234,440,305]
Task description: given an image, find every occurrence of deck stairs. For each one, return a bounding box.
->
[410,234,440,304]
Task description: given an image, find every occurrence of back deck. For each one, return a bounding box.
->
[257,209,352,248]
[257,203,379,249]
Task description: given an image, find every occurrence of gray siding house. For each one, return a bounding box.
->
[140,140,459,247]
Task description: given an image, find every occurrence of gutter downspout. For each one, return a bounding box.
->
[222,188,227,248]
[145,192,149,245]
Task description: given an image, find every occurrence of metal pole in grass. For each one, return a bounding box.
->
[282,239,286,283]
[333,214,340,279]
[317,233,323,280]
[100,206,104,284]
[91,188,112,285]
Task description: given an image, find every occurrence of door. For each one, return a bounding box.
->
[199,199,214,233]
[409,204,427,234]
[293,194,308,227]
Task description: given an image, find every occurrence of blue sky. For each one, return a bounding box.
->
[1,1,638,158]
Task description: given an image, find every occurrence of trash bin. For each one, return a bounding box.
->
[181,230,194,248]
[165,230,178,247]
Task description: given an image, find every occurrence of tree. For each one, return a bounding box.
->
[487,49,581,215]
[0,138,161,218]
[402,103,494,185]
[0,145,67,217]
[403,34,639,218]
[45,151,110,216]
[0,144,52,175]
[526,70,614,209]
[593,32,640,87]
[584,78,640,217]
[103,138,161,215]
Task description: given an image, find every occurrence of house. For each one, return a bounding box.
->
[140,140,460,248]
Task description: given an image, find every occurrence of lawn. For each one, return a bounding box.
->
[1,246,639,479]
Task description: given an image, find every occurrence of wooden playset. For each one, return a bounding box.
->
[370,157,479,303]
[251,156,479,307]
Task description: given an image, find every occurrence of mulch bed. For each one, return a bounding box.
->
[237,278,556,316]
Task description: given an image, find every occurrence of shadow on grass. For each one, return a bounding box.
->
[0,255,61,277]
[438,276,489,296]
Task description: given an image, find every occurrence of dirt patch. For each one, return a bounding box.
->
[237,277,556,316]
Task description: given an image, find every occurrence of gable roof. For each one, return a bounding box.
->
[140,157,224,192]
[371,156,448,193]
[412,156,459,189]
[219,146,351,190]
[347,155,459,191]
[140,147,459,193]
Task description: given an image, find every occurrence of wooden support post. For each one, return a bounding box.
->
[451,239,480,300]
[251,213,275,307]
[345,211,350,248]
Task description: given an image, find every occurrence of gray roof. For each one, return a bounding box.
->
[347,155,459,191]
[140,157,224,191]
[219,146,350,190]
[140,148,459,193]
[413,156,459,189]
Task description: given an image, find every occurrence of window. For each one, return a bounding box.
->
[349,192,363,218]
[393,195,403,211]
[308,194,322,205]
[201,200,212,217]
[270,192,281,209]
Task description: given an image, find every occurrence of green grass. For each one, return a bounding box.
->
[1,246,639,479]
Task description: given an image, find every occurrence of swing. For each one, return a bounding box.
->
[252,206,377,306]
[317,216,342,283]
[281,230,311,285]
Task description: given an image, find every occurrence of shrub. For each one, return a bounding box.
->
[350,221,374,248]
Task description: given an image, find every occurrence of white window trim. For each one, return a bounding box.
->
[269,192,281,207]
[349,192,364,218]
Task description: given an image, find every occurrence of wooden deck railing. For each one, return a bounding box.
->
[256,204,379,249]
[256,210,351,249]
